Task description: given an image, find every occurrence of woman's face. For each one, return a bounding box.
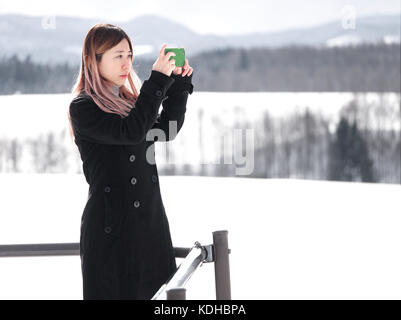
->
[98,38,133,87]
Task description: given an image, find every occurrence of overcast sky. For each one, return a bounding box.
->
[0,0,400,35]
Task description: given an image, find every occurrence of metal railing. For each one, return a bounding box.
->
[0,230,231,300]
[0,242,191,258]
[154,230,231,300]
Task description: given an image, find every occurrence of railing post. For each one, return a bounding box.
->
[212,230,231,300]
[166,288,186,300]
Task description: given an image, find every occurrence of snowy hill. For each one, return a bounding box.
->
[0,13,399,64]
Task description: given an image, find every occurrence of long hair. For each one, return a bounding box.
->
[67,23,142,141]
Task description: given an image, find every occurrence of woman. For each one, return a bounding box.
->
[67,23,194,300]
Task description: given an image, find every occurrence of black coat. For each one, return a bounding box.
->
[69,70,194,300]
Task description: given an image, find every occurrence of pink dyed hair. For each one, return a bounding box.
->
[68,23,142,141]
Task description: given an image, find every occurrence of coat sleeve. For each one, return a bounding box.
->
[148,72,194,142]
[69,70,175,145]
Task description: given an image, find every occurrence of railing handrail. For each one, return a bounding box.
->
[152,241,208,300]
[0,230,232,300]
[0,242,191,259]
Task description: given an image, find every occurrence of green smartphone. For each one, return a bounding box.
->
[164,48,185,67]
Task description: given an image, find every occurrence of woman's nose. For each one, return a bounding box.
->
[122,58,131,71]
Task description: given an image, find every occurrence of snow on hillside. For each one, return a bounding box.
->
[0,173,400,299]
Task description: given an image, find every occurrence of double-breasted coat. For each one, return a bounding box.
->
[69,70,194,300]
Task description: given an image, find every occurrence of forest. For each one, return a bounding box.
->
[0,43,399,94]
[0,43,399,184]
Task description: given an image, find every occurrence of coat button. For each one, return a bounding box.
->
[133,200,140,208]
[155,89,162,97]
[104,226,112,234]
[152,175,157,183]
[131,177,137,185]
[104,186,111,193]
[129,154,136,162]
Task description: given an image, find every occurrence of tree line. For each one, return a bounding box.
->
[0,43,399,94]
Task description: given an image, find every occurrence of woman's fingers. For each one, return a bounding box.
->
[167,51,176,62]
[173,66,182,75]
[182,59,193,77]
[180,59,188,76]
[159,43,168,57]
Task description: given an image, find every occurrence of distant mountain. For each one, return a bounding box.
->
[0,13,399,65]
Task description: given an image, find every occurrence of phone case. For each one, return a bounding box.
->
[164,48,185,67]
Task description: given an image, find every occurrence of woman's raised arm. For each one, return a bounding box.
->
[69,70,175,145]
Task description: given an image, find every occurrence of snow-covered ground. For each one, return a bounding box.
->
[0,173,400,299]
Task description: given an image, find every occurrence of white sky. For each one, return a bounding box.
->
[0,0,399,36]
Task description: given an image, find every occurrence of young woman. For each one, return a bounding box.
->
[67,23,194,300]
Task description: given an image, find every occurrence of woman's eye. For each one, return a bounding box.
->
[116,54,132,59]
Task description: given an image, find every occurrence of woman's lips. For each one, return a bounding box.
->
[120,75,127,78]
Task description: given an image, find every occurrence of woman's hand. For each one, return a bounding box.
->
[172,46,193,77]
[172,58,193,77]
[152,43,177,77]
